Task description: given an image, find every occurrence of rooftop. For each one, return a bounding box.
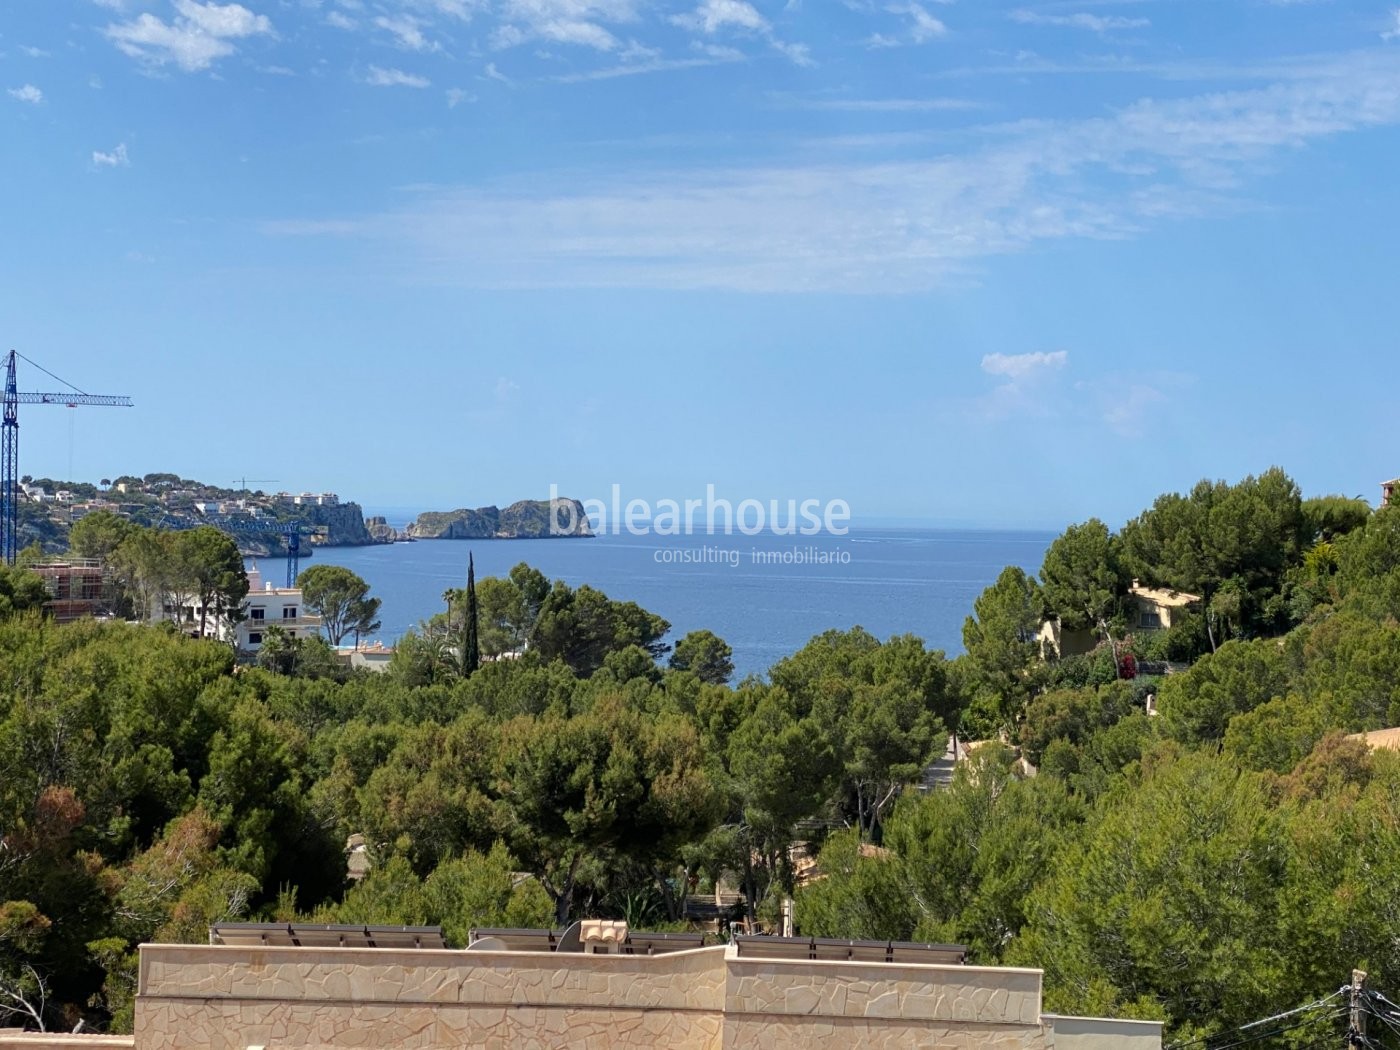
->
[1129,579,1202,607]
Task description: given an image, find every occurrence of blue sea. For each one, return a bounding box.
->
[251,523,1053,680]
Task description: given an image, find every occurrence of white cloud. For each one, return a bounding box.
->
[1010,10,1149,33]
[261,51,1400,293]
[92,143,130,168]
[19,46,51,58]
[673,0,811,65]
[494,376,520,402]
[770,39,813,65]
[375,14,438,51]
[491,0,635,52]
[549,53,738,81]
[446,86,475,106]
[673,0,768,34]
[694,41,745,60]
[326,11,357,30]
[892,2,946,42]
[365,65,430,86]
[105,0,274,72]
[8,84,44,104]
[982,350,1068,380]
[973,351,1069,422]
[1384,8,1400,41]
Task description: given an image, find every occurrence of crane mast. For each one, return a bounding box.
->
[1,350,134,564]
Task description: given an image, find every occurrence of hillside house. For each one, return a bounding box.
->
[1127,579,1201,632]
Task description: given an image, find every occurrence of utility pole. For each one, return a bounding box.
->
[1349,968,1367,1047]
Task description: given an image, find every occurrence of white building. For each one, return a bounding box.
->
[151,561,322,653]
[277,491,340,507]
[238,561,323,651]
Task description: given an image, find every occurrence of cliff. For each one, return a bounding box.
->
[406,498,594,540]
[303,502,377,546]
[365,516,401,543]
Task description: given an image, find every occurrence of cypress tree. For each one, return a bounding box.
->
[463,551,480,676]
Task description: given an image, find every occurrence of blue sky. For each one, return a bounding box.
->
[3,0,1400,528]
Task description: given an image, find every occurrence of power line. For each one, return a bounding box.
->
[1167,991,1347,1050]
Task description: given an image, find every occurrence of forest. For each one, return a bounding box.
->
[3,466,1400,1045]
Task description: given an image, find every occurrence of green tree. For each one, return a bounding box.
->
[67,510,138,561]
[1013,749,1286,1039]
[422,842,554,946]
[669,629,735,684]
[531,581,671,676]
[0,565,47,618]
[1038,519,1126,639]
[1156,638,1290,745]
[496,700,720,925]
[297,565,381,647]
[961,566,1043,733]
[462,553,480,678]
[175,526,249,639]
[1119,468,1307,643]
[794,829,919,941]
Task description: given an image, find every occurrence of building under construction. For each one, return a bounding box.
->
[29,557,110,623]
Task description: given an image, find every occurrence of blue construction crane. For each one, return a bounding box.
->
[163,513,329,588]
[2,349,134,564]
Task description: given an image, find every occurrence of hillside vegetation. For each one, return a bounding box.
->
[1,467,1398,1043]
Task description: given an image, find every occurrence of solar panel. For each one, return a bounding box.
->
[731,936,968,965]
[209,924,446,950]
[623,932,707,956]
[467,928,561,952]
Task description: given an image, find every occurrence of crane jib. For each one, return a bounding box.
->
[16,392,135,407]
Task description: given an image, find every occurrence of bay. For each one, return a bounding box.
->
[252,522,1054,680]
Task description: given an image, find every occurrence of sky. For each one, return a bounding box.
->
[3,0,1400,529]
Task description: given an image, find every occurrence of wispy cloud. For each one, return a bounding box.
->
[1384,8,1400,41]
[982,350,1068,380]
[19,46,51,58]
[8,84,44,104]
[673,0,812,65]
[492,0,636,52]
[365,65,431,87]
[785,95,977,112]
[973,351,1069,421]
[673,0,767,34]
[105,0,274,72]
[92,143,130,168]
[867,2,947,47]
[549,53,738,82]
[262,49,1400,293]
[375,14,439,51]
[1010,9,1149,33]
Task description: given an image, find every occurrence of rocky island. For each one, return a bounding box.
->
[406,498,593,540]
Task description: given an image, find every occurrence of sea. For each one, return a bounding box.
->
[250,521,1054,680]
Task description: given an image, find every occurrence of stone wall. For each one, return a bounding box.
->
[138,944,725,1050]
[130,943,1157,1050]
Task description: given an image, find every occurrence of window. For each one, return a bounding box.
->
[250,608,265,621]
[1139,611,1162,629]
[282,606,298,619]
[248,632,263,646]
